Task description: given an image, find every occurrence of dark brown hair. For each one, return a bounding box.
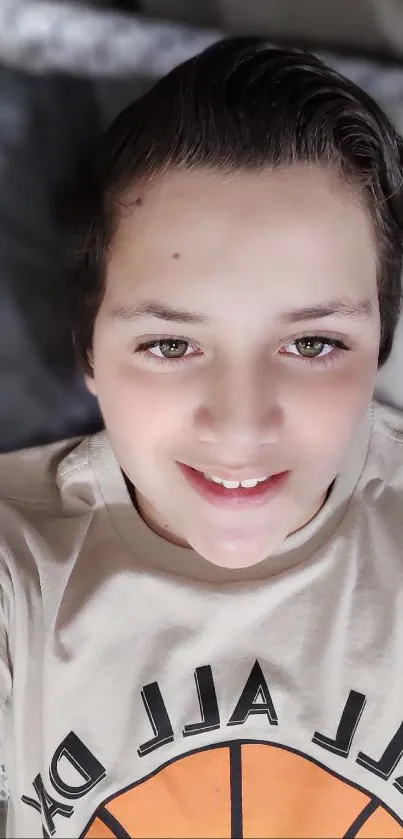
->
[65,37,403,375]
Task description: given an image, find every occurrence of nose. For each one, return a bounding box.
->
[193,360,283,454]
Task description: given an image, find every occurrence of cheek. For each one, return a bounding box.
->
[286,360,376,470]
[92,359,190,450]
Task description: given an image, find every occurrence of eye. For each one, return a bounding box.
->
[135,338,200,362]
[281,336,350,361]
[145,339,189,359]
[288,337,333,358]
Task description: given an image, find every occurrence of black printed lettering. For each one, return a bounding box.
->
[393,774,403,795]
[183,665,220,737]
[313,690,366,757]
[227,660,278,726]
[21,774,73,837]
[49,731,106,799]
[138,681,174,756]
[357,721,403,779]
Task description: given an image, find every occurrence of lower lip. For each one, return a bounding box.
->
[178,464,289,507]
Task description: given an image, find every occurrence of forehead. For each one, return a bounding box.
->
[106,165,378,311]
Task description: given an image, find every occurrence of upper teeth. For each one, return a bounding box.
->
[203,474,269,489]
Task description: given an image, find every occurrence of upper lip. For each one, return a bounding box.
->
[180,463,284,481]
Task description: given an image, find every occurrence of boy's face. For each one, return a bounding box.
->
[87,165,380,569]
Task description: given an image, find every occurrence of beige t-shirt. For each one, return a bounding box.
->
[0,400,403,838]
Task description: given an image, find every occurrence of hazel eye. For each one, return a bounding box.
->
[278,335,351,368]
[281,335,349,360]
[291,338,333,358]
[147,339,190,359]
[135,338,201,365]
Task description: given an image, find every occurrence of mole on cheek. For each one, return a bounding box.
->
[134,196,144,207]
[172,252,181,260]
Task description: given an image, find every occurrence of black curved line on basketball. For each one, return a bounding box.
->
[98,805,131,838]
[229,741,243,838]
[343,797,379,838]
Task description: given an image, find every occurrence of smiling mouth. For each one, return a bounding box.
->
[178,463,289,505]
[202,475,271,490]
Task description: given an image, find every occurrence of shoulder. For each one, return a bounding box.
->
[0,433,108,590]
[0,436,87,509]
[357,400,403,516]
[370,400,403,466]
[0,431,112,528]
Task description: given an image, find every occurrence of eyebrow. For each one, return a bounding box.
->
[108,298,373,326]
[279,298,373,323]
[109,301,208,325]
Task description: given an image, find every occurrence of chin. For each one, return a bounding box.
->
[189,527,289,570]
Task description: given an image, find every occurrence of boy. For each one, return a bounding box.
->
[1,35,403,838]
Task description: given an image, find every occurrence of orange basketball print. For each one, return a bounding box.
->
[81,740,403,839]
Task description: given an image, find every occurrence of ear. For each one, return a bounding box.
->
[84,347,96,395]
[85,373,97,396]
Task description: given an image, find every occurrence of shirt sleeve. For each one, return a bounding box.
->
[0,587,11,716]
[0,582,11,828]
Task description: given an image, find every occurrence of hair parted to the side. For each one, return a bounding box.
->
[65,36,403,376]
